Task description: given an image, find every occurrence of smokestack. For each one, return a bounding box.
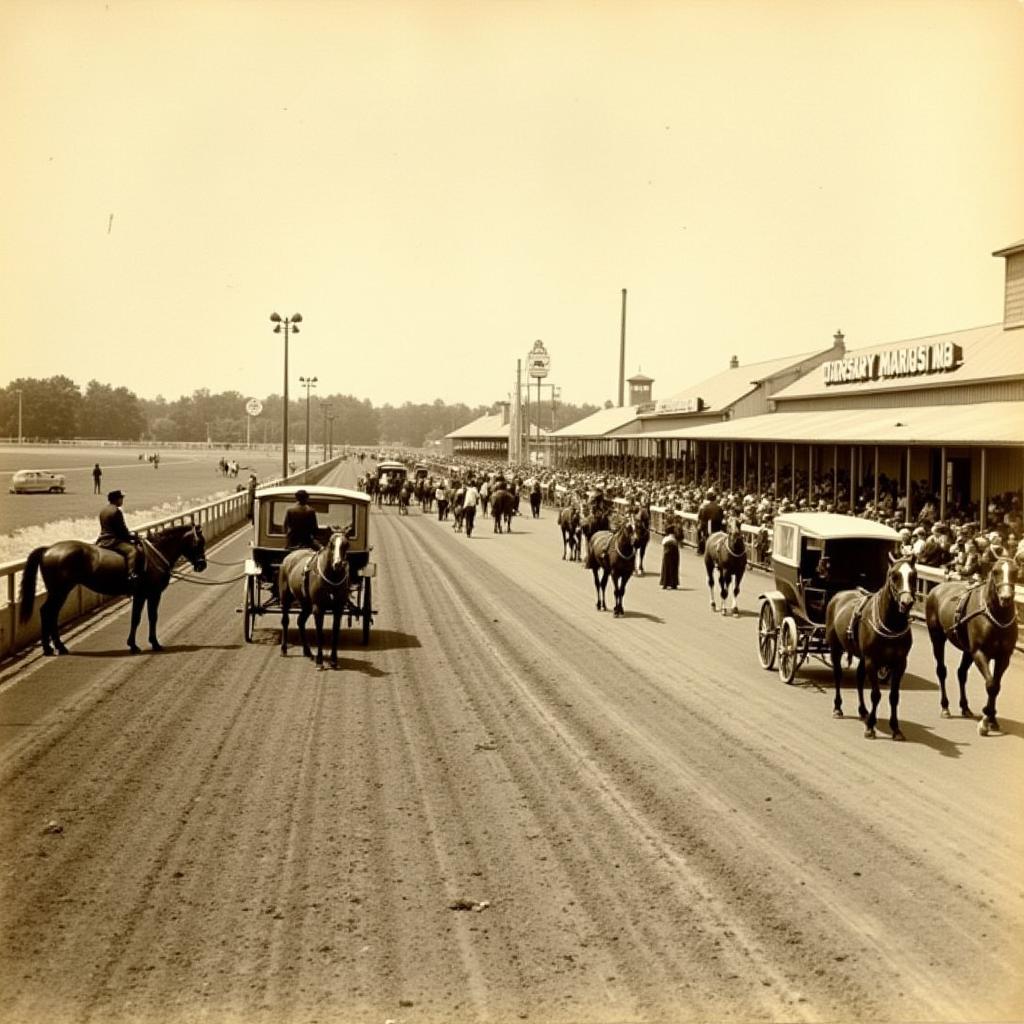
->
[618,288,627,407]
[833,330,845,353]
[729,354,739,369]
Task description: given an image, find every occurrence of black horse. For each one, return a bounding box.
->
[925,557,1018,735]
[587,523,636,617]
[703,515,748,616]
[19,523,207,655]
[558,506,582,561]
[825,554,918,740]
[491,488,515,533]
[580,508,610,566]
[632,509,651,576]
[278,530,352,669]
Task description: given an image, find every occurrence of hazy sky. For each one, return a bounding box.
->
[2,0,1022,410]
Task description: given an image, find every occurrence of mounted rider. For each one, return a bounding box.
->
[696,489,724,554]
[96,489,141,588]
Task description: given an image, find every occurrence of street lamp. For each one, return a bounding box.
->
[327,412,335,460]
[15,389,23,445]
[322,403,333,462]
[299,375,318,470]
[270,312,302,478]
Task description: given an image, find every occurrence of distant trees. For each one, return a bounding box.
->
[0,376,600,445]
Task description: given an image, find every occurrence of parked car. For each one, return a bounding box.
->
[9,470,67,494]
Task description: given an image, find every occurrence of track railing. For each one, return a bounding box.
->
[0,459,345,665]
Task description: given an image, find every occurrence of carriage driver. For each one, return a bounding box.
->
[283,489,322,550]
[96,489,140,588]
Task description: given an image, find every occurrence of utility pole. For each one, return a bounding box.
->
[618,288,627,407]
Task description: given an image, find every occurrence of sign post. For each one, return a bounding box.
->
[245,398,263,449]
[527,340,550,466]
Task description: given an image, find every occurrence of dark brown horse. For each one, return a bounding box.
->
[825,554,918,740]
[925,557,1018,735]
[632,509,651,576]
[278,530,352,669]
[703,515,748,616]
[586,523,636,616]
[19,523,207,655]
[491,488,515,533]
[580,508,610,566]
[558,506,582,561]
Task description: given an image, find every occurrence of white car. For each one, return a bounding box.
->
[9,470,67,494]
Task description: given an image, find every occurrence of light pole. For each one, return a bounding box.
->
[327,412,335,460]
[15,389,23,445]
[299,375,318,470]
[270,312,302,478]
[322,403,333,462]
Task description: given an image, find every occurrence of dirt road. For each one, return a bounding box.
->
[1,464,1022,1023]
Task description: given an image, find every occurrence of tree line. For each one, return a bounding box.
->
[0,378,600,448]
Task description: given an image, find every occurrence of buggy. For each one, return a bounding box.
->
[242,486,376,644]
[756,513,900,683]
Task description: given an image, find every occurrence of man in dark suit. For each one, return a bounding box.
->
[96,489,139,585]
[697,489,724,554]
[283,489,321,550]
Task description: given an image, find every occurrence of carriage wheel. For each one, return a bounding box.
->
[777,616,799,685]
[361,577,372,645]
[757,602,777,670]
[243,575,258,643]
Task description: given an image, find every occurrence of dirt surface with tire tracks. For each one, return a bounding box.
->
[1,461,1022,1024]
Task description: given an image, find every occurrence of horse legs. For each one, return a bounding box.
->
[705,563,717,611]
[855,657,870,725]
[929,627,953,717]
[329,607,342,669]
[976,650,1010,736]
[956,649,975,719]
[146,592,163,651]
[297,606,314,660]
[280,591,291,656]
[592,567,607,611]
[126,592,147,654]
[39,591,69,656]
[613,575,627,617]
[887,664,907,741]
[730,570,744,618]
[719,571,731,617]
[312,608,326,667]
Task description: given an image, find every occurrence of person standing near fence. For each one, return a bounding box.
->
[92,463,102,494]
[660,522,680,589]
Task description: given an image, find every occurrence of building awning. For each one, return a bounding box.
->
[649,402,1024,447]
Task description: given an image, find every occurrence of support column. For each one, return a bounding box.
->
[980,448,987,529]
[905,446,912,523]
[757,442,762,495]
[791,444,796,501]
[873,447,880,511]
[730,441,735,492]
[774,442,779,497]
[833,445,838,507]
[939,446,947,522]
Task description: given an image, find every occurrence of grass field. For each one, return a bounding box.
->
[0,444,290,566]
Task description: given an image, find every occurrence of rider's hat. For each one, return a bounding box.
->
[107,489,125,502]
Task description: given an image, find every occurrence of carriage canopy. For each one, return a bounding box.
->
[252,486,372,553]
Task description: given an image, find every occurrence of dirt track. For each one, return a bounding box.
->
[1,462,1022,1024]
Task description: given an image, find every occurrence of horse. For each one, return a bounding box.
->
[632,509,651,576]
[278,530,352,669]
[924,557,1019,736]
[703,515,748,616]
[19,523,208,656]
[558,506,582,561]
[825,554,918,740]
[580,508,610,565]
[586,522,636,616]
[491,488,515,533]
[398,482,412,516]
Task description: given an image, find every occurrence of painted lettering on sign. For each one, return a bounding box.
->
[823,342,962,386]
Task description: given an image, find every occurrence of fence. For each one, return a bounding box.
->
[0,457,345,665]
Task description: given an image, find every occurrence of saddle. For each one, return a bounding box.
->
[945,585,978,647]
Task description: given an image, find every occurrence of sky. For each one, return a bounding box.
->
[1,0,1022,411]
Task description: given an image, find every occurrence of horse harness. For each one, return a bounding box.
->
[945,581,1016,647]
[301,549,350,605]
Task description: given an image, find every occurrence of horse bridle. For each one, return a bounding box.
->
[312,537,351,590]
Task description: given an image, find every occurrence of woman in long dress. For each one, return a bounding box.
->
[660,523,680,589]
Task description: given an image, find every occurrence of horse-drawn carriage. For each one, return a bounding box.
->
[242,486,376,646]
[414,462,429,480]
[376,460,409,506]
[756,513,901,684]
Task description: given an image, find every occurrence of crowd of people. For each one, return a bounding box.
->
[403,452,1023,582]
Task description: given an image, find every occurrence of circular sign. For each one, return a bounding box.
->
[528,339,550,379]
[245,398,263,417]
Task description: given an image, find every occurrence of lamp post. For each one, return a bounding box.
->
[270,312,302,479]
[327,411,335,460]
[15,389,23,445]
[299,375,318,470]
[322,403,333,462]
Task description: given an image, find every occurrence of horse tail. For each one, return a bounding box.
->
[19,547,47,623]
